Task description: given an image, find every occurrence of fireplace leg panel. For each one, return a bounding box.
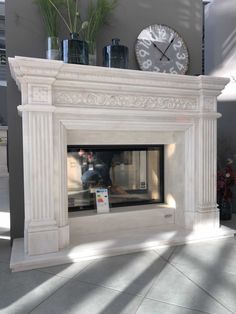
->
[196,117,219,230]
[194,209,220,231]
[58,224,70,249]
[27,227,59,255]
[22,110,59,255]
[24,223,69,255]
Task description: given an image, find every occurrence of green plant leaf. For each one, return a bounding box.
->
[35,0,63,36]
[36,0,117,41]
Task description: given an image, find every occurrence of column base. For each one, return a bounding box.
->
[26,221,59,255]
[194,208,220,231]
[58,224,70,249]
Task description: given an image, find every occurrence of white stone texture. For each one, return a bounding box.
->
[9,56,230,270]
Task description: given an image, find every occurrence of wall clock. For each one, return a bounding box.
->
[135,24,189,74]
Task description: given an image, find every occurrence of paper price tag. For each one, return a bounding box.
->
[95,189,110,214]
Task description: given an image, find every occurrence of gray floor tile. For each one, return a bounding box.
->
[0,238,11,262]
[154,246,176,261]
[0,173,236,314]
[31,280,142,314]
[169,238,236,274]
[0,261,10,273]
[146,263,231,314]
[174,263,236,314]
[0,268,69,314]
[75,251,166,296]
[136,299,208,314]
[39,260,94,278]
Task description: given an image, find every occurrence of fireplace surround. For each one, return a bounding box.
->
[9,56,234,271]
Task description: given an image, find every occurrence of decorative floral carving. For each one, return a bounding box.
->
[202,96,215,112]
[54,91,198,111]
[30,86,50,104]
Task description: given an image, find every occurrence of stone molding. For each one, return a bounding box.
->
[54,91,199,112]
[9,56,229,111]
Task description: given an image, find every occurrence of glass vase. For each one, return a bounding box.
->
[46,36,60,60]
[62,33,89,65]
[103,38,129,69]
[88,41,97,66]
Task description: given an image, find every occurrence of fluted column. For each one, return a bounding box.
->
[16,71,68,254]
[198,118,217,209]
[20,107,59,255]
[195,95,219,230]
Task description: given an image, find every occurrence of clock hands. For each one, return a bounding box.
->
[160,37,175,61]
[152,42,170,61]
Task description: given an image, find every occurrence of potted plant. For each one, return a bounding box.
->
[47,0,117,65]
[84,0,117,65]
[35,0,62,60]
[48,0,89,64]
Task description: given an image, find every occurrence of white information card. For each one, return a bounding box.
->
[95,188,110,214]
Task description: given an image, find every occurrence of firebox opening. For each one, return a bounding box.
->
[67,145,164,211]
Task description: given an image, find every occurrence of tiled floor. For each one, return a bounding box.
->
[1,177,236,314]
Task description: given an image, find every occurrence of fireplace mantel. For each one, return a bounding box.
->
[9,56,233,271]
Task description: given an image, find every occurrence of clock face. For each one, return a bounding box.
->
[135,24,189,74]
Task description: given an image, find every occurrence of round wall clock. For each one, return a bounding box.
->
[135,24,189,74]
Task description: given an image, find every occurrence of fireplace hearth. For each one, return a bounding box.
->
[9,57,234,272]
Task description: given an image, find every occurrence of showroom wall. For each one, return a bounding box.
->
[6,0,203,239]
[0,1,6,124]
[205,0,236,212]
[0,86,6,124]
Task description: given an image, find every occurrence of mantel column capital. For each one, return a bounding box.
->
[9,56,64,107]
[17,82,57,114]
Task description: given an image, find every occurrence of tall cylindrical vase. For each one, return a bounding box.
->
[62,33,89,65]
[88,41,97,66]
[46,37,60,60]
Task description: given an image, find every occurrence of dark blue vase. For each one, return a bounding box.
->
[62,33,88,65]
[103,38,128,69]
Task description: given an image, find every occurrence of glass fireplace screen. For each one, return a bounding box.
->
[67,145,164,211]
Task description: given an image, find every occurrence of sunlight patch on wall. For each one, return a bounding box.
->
[166,194,176,208]
[167,144,176,158]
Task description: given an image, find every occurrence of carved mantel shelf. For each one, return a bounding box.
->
[9,56,233,272]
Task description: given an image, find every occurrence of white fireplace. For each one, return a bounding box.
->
[9,57,234,271]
